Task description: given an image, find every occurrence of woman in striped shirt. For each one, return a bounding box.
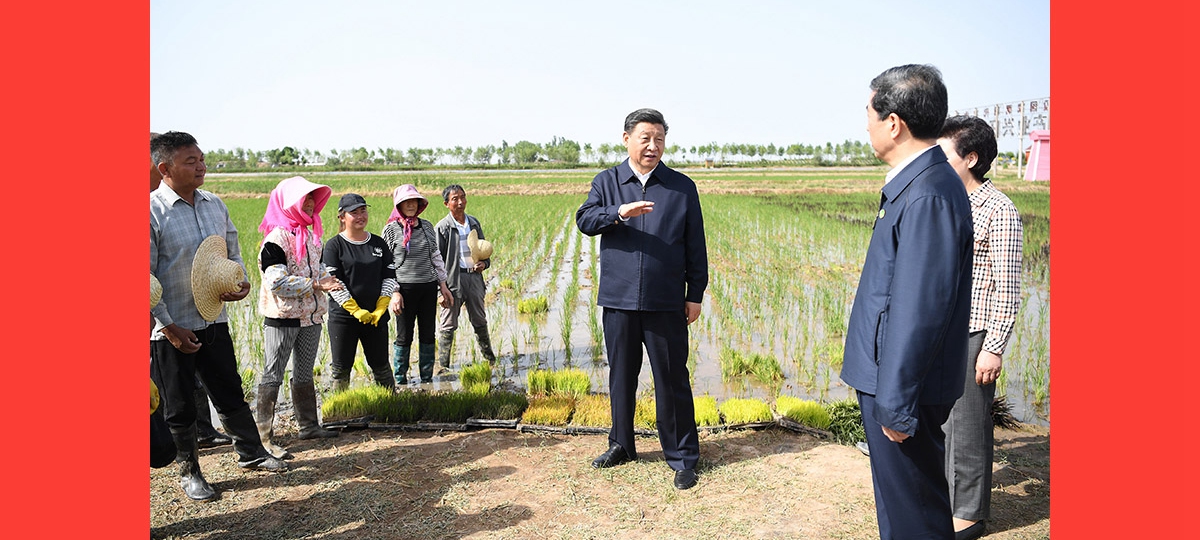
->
[382,185,453,384]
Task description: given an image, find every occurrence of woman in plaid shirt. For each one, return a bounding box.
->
[937,116,1024,540]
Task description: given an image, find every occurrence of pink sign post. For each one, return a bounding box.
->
[1024,129,1050,181]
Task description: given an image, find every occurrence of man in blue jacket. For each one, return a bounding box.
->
[576,108,708,491]
[840,65,974,539]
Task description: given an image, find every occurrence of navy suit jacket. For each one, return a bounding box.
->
[840,146,974,436]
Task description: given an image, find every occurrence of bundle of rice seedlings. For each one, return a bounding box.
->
[381,389,430,424]
[460,362,492,391]
[825,398,866,445]
[719,348,784,385]
[570,394,612,427]
[321,384,395,423]
[521,395,574,426]
[550,368,591,399]
[775,395,831,430]
[991,395,1022,429]
[526,369,552,395]
[473,389,528,420]
[633,396,657,430]
[517,296,549,314]
[719,397,773,424]
[421,391,481,423]
[693,395,720,427]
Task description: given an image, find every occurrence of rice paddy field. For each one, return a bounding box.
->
[206,167,1050,425]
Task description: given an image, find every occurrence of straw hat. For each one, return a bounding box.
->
[191,235,245,322]
[150,274,162,310]
[467,229,494,263]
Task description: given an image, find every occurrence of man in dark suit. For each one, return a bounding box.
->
[576,108,708,491]
[840,64,974,539]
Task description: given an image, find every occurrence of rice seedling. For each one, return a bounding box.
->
[473,389,528,420]
[718,397,773,424]
[499,278,515,289]
[460,361,493,391]
[570,394,612,427]
[521,395,574,426]
[775,395,831,430]
[825,398,866,445]
[633,396,657,430]
[381,390,431,424]
[518,296,549,314]
[693,395,721,427]
[719,348,784,385]
[352,356,369,377]
[991,395,1022,429]
[421,391,481,423]
[320,384,396,422]
[526,369,552,395]
[550,368,592,399]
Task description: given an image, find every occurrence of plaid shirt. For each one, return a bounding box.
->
[967,180,1023,354]
[150,184,246,337]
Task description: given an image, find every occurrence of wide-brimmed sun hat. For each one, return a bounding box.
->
[191,235,245,322]
[467,229,494,263]
[150,274,162,310]
[390,184,429,218]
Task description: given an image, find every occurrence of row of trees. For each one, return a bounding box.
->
[204,138,882,169]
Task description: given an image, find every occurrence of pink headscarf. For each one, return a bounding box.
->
[387,184,429,252]
[259,176,333,261]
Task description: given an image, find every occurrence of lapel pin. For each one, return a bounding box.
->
[877,208,886,219]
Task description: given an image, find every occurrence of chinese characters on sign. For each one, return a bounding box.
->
[954,98,1050,140]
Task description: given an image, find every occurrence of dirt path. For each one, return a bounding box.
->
[151,425,1048,539]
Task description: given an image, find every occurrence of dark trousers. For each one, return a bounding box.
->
[859,391,955,540]
[327,316,393,386]
[150,323,261,461]
[395,281,438,347]
[944,331,994,522]
[603,308,699,471]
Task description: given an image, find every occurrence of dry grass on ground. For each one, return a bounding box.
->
[151,425,1048,539]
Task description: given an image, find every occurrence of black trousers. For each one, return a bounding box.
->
[150,323,261,461]
[327,316,393,386]
[603,308,699,471]
[395,280,438,347]
[859,390,955,540]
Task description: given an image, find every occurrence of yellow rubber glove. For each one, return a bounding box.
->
[342,298,373,324]
[151,379,160,415]
[369,296,390,326]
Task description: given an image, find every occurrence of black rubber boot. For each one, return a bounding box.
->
[292,380,338,439]
[218,408,289,471]
[435,331,454,373]
[392,344,411,385]
[194,383,231,448]
[171,426,217,501]
[474,325,497,364]
[418,342,435,383]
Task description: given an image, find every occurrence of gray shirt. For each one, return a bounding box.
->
[150,183,246,338]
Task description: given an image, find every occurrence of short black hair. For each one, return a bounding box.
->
[624,108,668,134]
[442,184,466,203]
[940,115,998,181]
[151,131,199,168]
[869,64,948,140]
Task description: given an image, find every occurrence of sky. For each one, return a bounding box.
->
[150,0,1049,155]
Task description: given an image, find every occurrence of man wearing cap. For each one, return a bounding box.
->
[433,184,497,372]
[151,131,288,502]
[576,108,708,491]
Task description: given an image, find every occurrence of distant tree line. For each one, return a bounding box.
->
[203,137,884,171]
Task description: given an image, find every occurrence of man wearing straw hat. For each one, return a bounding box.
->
[151,131,288,502]
[433,184,497,373]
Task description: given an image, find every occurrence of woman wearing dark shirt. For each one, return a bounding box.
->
[322,193,398,392]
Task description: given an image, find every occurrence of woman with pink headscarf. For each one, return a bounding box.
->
[255,176,343,459]
[382,184,453,384]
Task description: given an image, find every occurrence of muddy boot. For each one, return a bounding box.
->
[435,331,454,375]
[172,425,217,501]
[418,342,436,383]
[219,408,289,471]
[292,380,338,439]
[194,385,231,448]
[255,384,292,460]
[474,325,497,364]
[392,344,411,385]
